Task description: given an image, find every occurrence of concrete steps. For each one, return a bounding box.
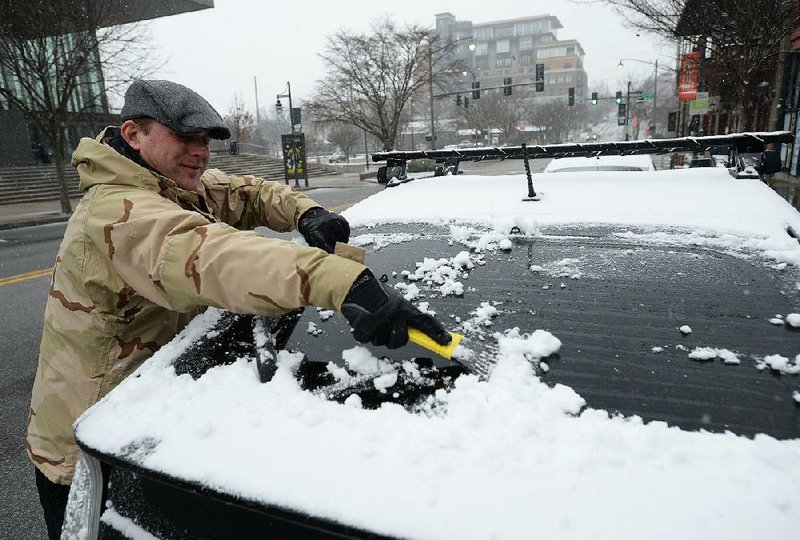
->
[0,154,336,206]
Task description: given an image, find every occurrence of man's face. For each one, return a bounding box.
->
[121,120,211,191]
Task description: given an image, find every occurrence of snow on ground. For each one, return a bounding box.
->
[73,168,800,539]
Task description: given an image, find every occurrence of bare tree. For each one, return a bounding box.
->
[326,123,361,161]
[594,0,800,130]
[307,17,459,151]
[224,95,256,142]
[457,91,532,145]
[528,101,586,144]
[0,0,161,213]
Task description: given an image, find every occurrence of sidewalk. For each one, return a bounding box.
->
[0,172,376,230]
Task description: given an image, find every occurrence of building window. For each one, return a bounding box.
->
[520,54,533,65]
[537,47,567,59]
[496,40,510,54]
[495,26,514,38]
[563,63,572,69]
[519,37,533,50]
[515,22,534,35]
[495,57,512,68]
[474,27,493,41]
[474,42,488,56]
[566,46,575,55]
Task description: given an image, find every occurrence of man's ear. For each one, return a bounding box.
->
[120,120,142,150]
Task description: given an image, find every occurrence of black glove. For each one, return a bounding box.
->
[341,270,452,349]
[298,207,350,253]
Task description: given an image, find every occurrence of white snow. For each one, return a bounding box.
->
[343,171,800,255]
[543,154,656,173]
[688,347,741,365]
[679,325,692,335]
[758,354,800,375]
[75,311,800,540]
[786,313,800,327]
[317,309,335,321]
[100,508,159,540]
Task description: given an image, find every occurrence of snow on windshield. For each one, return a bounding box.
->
[74,169,800,539]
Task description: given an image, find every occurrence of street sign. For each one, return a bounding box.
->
[689,92,710,115]
[643,92,654,100]
[281,133,307,186]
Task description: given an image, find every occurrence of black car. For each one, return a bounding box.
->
[66,133,800,540]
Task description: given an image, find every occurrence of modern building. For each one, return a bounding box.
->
[0,0,214,166]
[434,13,589,105]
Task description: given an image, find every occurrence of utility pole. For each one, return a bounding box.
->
[653,60,658,137]
[625,80,631,141]
[253,76,260,127]
[428,37,436,150]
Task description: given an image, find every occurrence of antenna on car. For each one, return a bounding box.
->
[520,142,540,202]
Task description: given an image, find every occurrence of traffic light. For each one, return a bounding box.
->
[591,92,598,105]
[456,94,462,106]
[615,91,623,104]
[503,77,512,96]
[464,96,470,109]
[535,63,544,92]
[472,81,480,99]
[568,87,575,107]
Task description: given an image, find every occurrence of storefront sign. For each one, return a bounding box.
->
[678,52,700,102]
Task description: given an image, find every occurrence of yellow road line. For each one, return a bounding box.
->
[0,267,52,287]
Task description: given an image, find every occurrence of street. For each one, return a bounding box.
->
[0,182,383,540]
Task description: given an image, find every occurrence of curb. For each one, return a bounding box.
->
[0,213,71,231]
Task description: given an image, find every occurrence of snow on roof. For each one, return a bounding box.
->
[74,168,800,539]
[344,169,800,264]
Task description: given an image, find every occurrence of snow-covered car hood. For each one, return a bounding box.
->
[74,168,800,540]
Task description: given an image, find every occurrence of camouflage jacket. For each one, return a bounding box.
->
[27,128,365,484]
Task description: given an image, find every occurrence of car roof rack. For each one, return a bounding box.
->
[371,131,793,192]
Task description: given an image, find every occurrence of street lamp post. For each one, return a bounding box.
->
[618,58,659,137]
[275,81,295,135]
[427,39,435,150]
[275,82,301,188]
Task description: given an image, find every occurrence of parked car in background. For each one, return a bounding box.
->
[544,153,656,173]
[66,133,800,540]
[327,150,347,163]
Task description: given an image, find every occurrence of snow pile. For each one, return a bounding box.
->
[350,232,416,250]
[757,354,800,375]
[317,309,335,321]
[75,309,800,540]
[786,313,800,327]
[679,325,692,335]
[688,347,741,365]
[400,251,477,297]
[306,322,323,336]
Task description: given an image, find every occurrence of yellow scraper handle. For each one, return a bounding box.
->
[407,328,463,360]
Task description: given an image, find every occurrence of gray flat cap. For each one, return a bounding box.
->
[121,80,230,140]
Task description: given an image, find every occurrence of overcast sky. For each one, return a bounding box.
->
[144,0,675,116]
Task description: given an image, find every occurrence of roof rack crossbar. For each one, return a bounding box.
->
[371,132,794,164]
